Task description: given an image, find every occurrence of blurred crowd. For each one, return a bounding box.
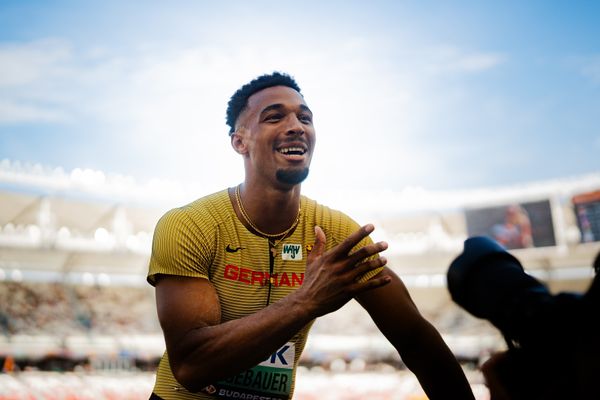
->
[0,280,498,399]
[0,280,494,343]
[0,281,159,336]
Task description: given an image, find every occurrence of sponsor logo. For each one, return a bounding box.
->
[202,385,217,394]
[224,264,304,287]
[263,344,292,367]
[226,244,244,253]
[281,244,302,260]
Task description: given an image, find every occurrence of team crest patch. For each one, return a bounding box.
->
[281,244,302,260]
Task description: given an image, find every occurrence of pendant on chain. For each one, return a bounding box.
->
[270,244,278,258]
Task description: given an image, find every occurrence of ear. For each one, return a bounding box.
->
[231,127,249,155]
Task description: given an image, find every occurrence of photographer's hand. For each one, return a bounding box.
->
[481,352,513,400]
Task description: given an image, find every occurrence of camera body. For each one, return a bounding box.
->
[447,236,599,399]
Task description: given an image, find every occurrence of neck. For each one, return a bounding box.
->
[233,182,301,236]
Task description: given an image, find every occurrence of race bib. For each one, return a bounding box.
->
[202,343,295,399]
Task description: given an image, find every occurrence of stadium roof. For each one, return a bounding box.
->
[1,159,599,284]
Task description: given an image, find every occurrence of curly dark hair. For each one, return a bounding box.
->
[226,72,301,134]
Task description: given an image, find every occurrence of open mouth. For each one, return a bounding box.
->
[277,146,307,156]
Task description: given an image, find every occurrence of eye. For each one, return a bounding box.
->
[299,114,313,124]
[264,113,283,122]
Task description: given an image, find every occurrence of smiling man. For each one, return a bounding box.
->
[147,72,475,400]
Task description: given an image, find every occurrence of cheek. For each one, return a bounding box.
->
[309,135,316,153]
[308,129,316,143]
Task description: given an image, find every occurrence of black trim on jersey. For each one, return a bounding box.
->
[267,243,274,306]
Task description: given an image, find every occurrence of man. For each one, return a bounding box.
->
[147,72,475,399]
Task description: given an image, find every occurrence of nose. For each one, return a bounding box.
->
[285,114,304,136]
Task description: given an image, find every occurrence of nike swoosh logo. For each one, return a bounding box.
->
[226,245,244,253]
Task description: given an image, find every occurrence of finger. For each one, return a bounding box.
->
[329,224,375,258]
[308,225,326,263]
[347,241,388,265]
[352,257,388,279]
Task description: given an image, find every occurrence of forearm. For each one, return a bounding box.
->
[400,320,475,400]
[171,290,315,391]
[356,269,474,399]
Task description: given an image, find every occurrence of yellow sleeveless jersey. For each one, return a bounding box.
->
[147,189,381,399]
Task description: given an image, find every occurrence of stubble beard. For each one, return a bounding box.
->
[276,167,310,185]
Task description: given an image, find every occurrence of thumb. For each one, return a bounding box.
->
[308,226,326,261]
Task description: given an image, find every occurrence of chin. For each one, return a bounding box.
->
[276,167,310,185]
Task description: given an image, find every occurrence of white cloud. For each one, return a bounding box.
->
[0,39,72,87]
[423,46,506,74]
[64,37,439,190]
[0,100,71,123]
[0,35,509,193]
[0,39,84,123]
[453,53,506,72]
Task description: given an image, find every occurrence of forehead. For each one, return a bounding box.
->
[246,85,307,115]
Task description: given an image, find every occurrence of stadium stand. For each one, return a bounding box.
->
[1,159,599,399]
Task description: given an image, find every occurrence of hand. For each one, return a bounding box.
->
[481,352,515,400]
[297,224,390,317]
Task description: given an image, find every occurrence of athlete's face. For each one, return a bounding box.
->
[232,86,315,187]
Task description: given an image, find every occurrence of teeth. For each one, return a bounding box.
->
[279,147,305,154]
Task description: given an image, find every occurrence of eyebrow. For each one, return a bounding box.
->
[259,103,313,118]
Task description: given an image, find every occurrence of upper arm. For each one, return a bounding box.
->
[148,207,222,384]
[155,275,221,372]
[149,207,218,358]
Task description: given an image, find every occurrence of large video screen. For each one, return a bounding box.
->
[572,190,600,243]
[465,200,556,249]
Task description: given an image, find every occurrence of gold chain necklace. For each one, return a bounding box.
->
[235,185,301,247]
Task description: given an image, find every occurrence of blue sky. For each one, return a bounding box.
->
[0,1,599,199]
